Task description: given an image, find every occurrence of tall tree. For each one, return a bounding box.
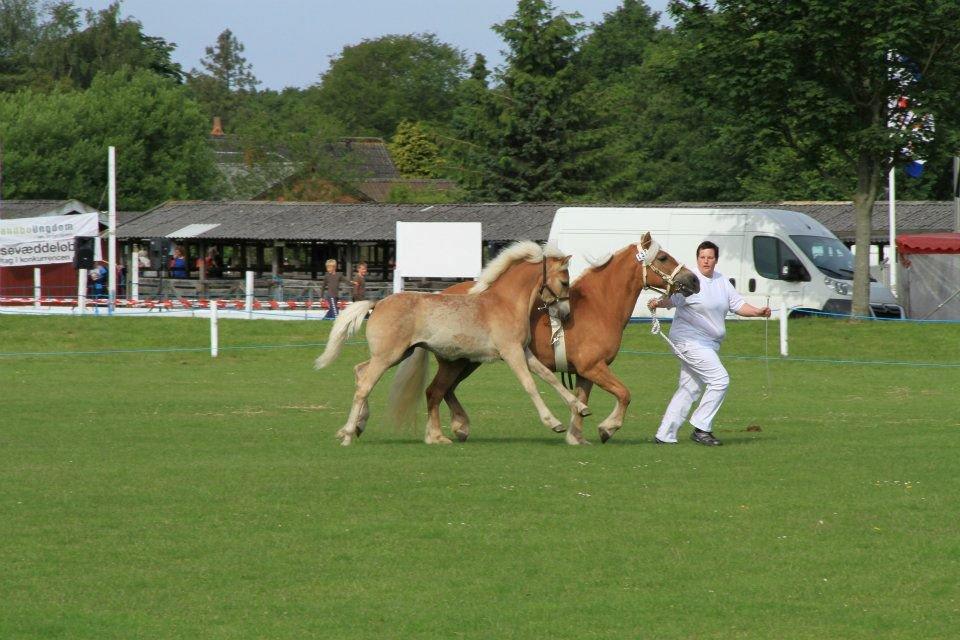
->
[188,28,259,127]
[0,0,41,90]
[315,33,467,138]
[30,2,183,89]
[670,0,960,316]
[472,0,586,200]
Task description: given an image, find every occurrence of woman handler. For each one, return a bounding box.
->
[648,241,771,446]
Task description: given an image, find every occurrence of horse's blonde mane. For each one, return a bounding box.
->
[573,245,629,285]
[469,240,564,293]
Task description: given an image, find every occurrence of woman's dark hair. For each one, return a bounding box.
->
[696,241,719,260]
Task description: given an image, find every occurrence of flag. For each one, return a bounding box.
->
[905,159,925,178]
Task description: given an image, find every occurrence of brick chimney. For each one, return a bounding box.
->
[210,116,224,136]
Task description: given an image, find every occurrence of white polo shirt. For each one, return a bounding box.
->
[667,270,745,349]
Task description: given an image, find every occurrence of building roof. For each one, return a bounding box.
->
[116,201,559,241]
[0,199,99,219]
[115,200,958,244]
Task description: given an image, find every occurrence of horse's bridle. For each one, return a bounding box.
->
[538,258,570,310]
[636,239,686,296]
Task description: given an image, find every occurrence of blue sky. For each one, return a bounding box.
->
[81,1,672,90]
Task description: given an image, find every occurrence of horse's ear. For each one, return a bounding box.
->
[641,232,652,249]
[561,255,572,266]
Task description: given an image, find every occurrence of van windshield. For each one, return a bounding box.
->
[790,235,855,280]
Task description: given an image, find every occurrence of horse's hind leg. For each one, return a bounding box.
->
[353,360,371,437]
[424,359,468,444]
[445,360,480,442]
[565,377,594,446]
[336,356,394,446]
[579,362,630,443]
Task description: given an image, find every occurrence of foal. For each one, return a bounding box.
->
[315,241,583,445]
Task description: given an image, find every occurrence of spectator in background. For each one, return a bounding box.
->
[169,246,188,278]
[202,247,223,278]
[322,258,343,319]
[137,248,151,271]
[351,261,368,302]
[89,259,109,298]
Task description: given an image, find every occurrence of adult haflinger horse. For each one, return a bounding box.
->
[315,241,588,445]
[432,232,699,445]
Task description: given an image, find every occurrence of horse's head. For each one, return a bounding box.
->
[637,232,699,297]
[539,253,573,320]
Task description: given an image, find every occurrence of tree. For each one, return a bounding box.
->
[464,0,586,200]
[670,0,960,316]
[0,0,41,90]
[187,28,259,126]
[0,69,218,209]
[315,33,467,137]
[30,2,183,89]
[389,120,444,178]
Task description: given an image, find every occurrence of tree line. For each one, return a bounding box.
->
[2,0,960,311]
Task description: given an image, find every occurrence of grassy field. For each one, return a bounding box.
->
[1,314,958,639]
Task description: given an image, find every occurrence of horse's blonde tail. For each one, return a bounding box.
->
[315,301,376,370]
[385,347,430,427]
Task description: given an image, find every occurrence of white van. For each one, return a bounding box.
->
[548,207,904,318]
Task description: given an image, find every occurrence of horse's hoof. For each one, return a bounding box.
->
[598,426,619,443]
[454,430,469,443]
[339,435,353,446]
[426,436,453,445]
[565,432,591,445]
[577,403,591,417]
[551,422,567,433]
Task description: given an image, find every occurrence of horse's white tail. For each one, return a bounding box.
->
[315,301,376,369]
[385,347,430,427]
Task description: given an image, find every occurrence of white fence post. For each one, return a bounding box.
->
[210,300,219,357]
[33,268,41,308]
[131,249,140,302]
[245,270,254,319]
[77,268,88,315]
[779,300,788,357]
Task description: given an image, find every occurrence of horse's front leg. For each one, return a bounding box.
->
[566,377,594,446]
[500,344,564,432]
[579,362,631,443]
[444,360,480,442]
[525,348,590,427]
[424,359,468,444]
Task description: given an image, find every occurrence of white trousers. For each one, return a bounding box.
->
[655,341,730,443]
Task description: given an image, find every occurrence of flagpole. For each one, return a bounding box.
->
[953,156,959,232]
[108,146,117,313]
[887,167,897,295]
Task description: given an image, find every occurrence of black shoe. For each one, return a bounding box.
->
[654,437,676,445]
[690,428,722,446]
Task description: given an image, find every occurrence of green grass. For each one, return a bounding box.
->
[1,314,958,639]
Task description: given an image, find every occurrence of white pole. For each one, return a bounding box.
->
[953,156,959,232]
[210,299,219,357]
[107,146,117,313]
[33,267,41,308]
[131,245,140,302]
[887,168,897,294]
[77,268,88,315]
[779,300,788,357]
[245,270,254,319]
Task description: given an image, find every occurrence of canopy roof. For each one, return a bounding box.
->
[896,232,960,255]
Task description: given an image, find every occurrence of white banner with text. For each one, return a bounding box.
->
[0,213,100,267]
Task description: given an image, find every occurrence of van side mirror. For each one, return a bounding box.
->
[780,259,809,282]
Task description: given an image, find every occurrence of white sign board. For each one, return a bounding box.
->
[394,222,482,292]
[0,213,100,267]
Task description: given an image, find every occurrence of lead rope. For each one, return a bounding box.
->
[763,296,772,398]
[650,301,698,367]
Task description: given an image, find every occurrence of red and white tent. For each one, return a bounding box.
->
[896,232,960,319]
